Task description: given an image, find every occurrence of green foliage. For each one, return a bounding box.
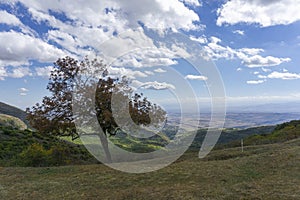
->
[1,138,299,199]
[19,143,50,167]
[26,56,167,163]
[223,120,300,148]
[189,126,275,150]
[0,126,97,167]
[18,143,72,167]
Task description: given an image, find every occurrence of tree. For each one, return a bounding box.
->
[26,56,166,163]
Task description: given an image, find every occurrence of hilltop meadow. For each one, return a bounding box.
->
[0,108,300,199]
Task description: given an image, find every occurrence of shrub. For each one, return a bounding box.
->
[19,143,51,167]
[48,145,71,166]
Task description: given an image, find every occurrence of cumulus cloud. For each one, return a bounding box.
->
[0,0,202,78]
[19,87,28,92]
[200,36,291,67]
[132,80,175,90]
[112,48,178,68]
[240,55,291,68]
[190,35,208,44]
[141,81,176,90]
[179,0,201,6]
[267,71,300,80]
[115,0,200,30]
[154,68,167,73]
[0,31,67,67]
[0,10,22,26]
[247,80,265,84]
[233,30,244,35]
[256,70,300,81]
[0,66,8,80]
[9,67,32,78]
[35,66,54,77]
[18,87,29,96]
[185,74,208,80]
[108,66,148,79]
[217,0,300,27]
[262,67,271,72]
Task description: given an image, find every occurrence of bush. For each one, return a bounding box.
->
[19,143,51,167]
[48,145,71,166]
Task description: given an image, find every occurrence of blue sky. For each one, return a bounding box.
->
[0,0,300,111]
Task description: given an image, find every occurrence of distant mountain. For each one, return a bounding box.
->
[227,102,300,113]
[0,102,29,127]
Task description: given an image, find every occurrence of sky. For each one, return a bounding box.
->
[0,0,300,111]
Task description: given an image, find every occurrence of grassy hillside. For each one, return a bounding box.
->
[225,120,300,148]
[0,126,97,167]
[0,102,29,127]
[0,138,299,199]
[0,114,27,130]
[187,125,275,150]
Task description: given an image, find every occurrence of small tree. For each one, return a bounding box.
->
[26,56,166,163]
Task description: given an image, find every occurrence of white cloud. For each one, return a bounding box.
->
[239,48,264,56]
[267,71,300,80]
[19,87,29,92]
[141,81,176,90]
[179,0,201,6]
[112,48,178,68]
[115,0,200,30]
[262,67,271,72]
[132,80,175,90]
[190,35,208,44]
[154,68,167,73]
[185,74,208,81]
[233,30,244,35]
[0,66,8,80]
[0,0,202,75]
[0,31,67,67]
[18,87,29,96]
[202,36,291,67]
[0,10,22,26]
[35,66,54,77]
[240,55,291,68]
[210,36,222,44]
[144,71,154,75]
[237,67,242,71]
[217,0,300,27]
[9,67,32,78]
[258,75,267,79]
[253,71,260,75]
[108,67,148,79]
[247,80,265,84]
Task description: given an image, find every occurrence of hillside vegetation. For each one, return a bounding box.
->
[0,126,97,167]
[225,120,300,148]
[0,137,299,199]
[0,110,299,199]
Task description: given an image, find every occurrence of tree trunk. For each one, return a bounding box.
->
[99,131,112,163]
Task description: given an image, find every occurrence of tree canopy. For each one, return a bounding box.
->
[26,56,167,162]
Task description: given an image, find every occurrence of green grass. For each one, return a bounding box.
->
[0,138,299,199]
